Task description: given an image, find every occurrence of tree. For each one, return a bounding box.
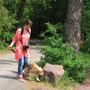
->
[17,0,26,19]
[65,0,83,53]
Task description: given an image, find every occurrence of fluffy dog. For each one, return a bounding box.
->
[24,59,44,81]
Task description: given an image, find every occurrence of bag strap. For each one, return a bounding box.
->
[20,28,24,44]
[20,28,30,45]
[21,28,24,36]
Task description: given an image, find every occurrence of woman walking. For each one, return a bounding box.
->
[8,19,32,82]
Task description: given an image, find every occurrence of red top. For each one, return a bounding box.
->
[12,28,31,61]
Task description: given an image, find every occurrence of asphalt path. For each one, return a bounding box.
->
[0,46,43,90]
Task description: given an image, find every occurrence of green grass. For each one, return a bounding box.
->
[40,77,76,90]
[79,52,90,69]
[0,47,9,52]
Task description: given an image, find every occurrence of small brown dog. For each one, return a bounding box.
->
[24,59,44,81]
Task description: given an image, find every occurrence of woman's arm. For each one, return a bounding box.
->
[8,42,14,49]
[8,29,18,49]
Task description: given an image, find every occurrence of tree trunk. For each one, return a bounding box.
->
[17,0,26,19]
[65,0,83,53]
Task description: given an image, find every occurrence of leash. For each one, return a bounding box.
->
[10,48,15,53]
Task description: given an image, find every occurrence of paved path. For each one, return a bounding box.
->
[0,46,42,90]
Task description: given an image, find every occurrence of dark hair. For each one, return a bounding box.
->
[25,19,32,26]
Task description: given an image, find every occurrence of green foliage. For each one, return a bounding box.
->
[1,0,89,53]
[81,0,90,53]
[59,71,76,86]
[38,23,87,83]
[0,0,13,42]
[0,0,20,49]
[28,0,68,37]
[79,52,90,69]
[4,0,68,38]
[0,40,9,49]
[0,0,68,48]
[4,0,21,25]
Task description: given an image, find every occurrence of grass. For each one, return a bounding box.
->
[39,77,76,90]
[79,52,90,69]
[0,48,8,52]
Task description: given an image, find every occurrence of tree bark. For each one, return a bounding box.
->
[65,0,83,53]
[17,0,26,19]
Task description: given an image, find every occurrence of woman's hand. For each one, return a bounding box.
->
[8,42,14,49]
[8,45,12,49]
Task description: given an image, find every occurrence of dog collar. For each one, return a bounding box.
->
[29,62,33,65]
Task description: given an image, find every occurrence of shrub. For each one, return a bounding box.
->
[38,23,87,83]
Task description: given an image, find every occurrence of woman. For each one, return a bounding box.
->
[8,19,32,82]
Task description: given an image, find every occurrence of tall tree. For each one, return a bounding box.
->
[65,0,83,53]
[17,0,26,19]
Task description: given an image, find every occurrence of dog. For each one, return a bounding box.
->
[24,59,44,81]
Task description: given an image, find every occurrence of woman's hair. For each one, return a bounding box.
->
[25,19,32,26]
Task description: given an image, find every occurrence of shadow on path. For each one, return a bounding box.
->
[11,71,18,74]
[0,75,17,80]
[0,59,17,65]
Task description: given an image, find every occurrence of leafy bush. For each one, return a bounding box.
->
[38,23,87,83]
[0,0,15,49]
